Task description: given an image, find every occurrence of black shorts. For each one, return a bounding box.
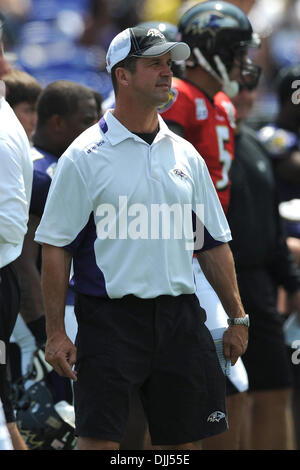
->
[237,268,293,392]
[73,293,227,446]
[225,378,240,396]
[0,263,20,423]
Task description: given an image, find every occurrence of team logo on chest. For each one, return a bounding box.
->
[172,168,187,179]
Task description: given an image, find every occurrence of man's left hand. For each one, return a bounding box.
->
[223,325,248,366]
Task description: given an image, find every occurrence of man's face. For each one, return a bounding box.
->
[231,88,257,121]
[0,41,11,77]
[229,50,249,82]
[128,53,173,107]
[64,96,99,147]
[14,101,38,138]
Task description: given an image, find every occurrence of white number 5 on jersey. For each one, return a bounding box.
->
[216,125,232,190]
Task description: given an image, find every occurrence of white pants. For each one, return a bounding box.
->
[0,399,13,450]
[10,306,78,377]
[193,257,248,393]
[10,315,36,378]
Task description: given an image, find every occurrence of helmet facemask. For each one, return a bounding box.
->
[238,56,262,91]
[188,40,261,97]
[179,1,261,96]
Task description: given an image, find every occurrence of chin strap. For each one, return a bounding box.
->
[213,55,239,98]
[191,47,239,98]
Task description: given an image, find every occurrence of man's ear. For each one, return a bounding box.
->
[0,41,12,75]
[115,67,131,88]
[49,114,67,133]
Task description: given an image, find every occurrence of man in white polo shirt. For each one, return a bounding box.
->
[35,26,248,450]
[0,399,12,450]
[0,19,32,450]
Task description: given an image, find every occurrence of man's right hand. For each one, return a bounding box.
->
[45,332,77,381]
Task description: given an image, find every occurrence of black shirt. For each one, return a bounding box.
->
[227,124,300,292]
[134,126,159,145]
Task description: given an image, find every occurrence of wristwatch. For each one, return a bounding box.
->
[227,314,250,327]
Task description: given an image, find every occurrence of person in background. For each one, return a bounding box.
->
[160,1,260,449]
[12,81,99,390]
[0,19,31,450]
[258,63,300,450]
[0,53,42,390]
[0,398,13,450]
[1,68,42,139]
[227,83,300,450]
[258,65,300,314]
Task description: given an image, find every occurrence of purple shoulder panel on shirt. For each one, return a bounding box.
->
[64,213,108,298]
[99,117,108,134]
[192,210,225,253]
[30,147,59,217]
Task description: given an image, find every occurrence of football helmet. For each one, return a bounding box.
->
[178,1,261,96]
[16,380,77,450]
[14,349,77,450]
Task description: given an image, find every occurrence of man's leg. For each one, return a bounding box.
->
[238,269,296,450]
[143,425,201,450]
[120,388,147,450]
[249,388,296,450]
[292,388,300,450]
[201,391,248,450]
[6,422,28,450]
[239,392,252,449]
[73,294,156,451]
[152,441,202,450]
[77,438,120,450]
[142,295,227,449]
[146,391,248,450]
[0,264,27,450]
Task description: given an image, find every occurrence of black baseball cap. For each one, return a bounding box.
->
[106,26,190,73]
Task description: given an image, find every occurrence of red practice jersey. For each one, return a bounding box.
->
[160,78,235,213]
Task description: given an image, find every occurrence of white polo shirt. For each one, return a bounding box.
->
[0,399,13,450]
[0,82,33,268]
[35,110,231,299]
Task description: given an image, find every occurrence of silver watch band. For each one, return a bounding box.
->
[227,314,249,327]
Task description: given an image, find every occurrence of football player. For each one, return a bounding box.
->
[160,1,261,449]
[258,65,300,270]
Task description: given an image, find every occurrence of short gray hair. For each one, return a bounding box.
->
[111,56,139,96]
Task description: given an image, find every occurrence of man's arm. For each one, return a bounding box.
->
[14,214,44,323]
[41,243,77,381]
[269,200,300,320]
[197,243,248,365]
[0,141,31,246]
